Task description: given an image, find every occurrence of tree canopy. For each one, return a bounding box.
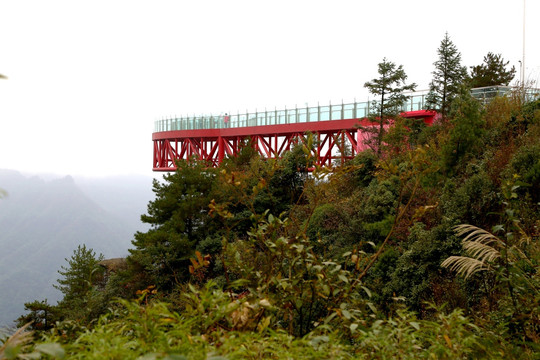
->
[53,245,104,303]
[128,160,220,290]
[426,32,468,117]
[469,52,516,88]
[362,58,416,154]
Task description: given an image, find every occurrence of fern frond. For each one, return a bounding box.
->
[441,256,488,279]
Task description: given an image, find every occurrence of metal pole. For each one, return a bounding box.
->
[522,0,526,86]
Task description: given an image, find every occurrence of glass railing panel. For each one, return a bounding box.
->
[267,113,276,125]
[238,114,247,128]
[343,104,354,119]
[257,113,266,126]
[331,105,343,120]
[356,106,369,119]
[276,110,286,124]
[320,106,330,121]
[286,110,294,124]
[308,107,319,122]
[355,103,368,118]
[158,89,537,132]
[229,115,237,128]
[297,108,307,122]
[331,105,342,120]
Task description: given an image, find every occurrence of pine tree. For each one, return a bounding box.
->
[362,58,417,155]
[128,160,220,290]
[469,52,515,88]
[16,300,58,331]
[54,245,104,302]
[426,32,468,118]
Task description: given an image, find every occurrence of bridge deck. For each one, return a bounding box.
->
[152,110,435,171]
[152,86,539,171]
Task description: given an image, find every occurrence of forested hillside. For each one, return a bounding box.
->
[0,171,153,327]
[2,36,539,359]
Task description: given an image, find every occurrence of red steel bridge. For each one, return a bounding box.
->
[152,86,540,171]
[152,93,436,172]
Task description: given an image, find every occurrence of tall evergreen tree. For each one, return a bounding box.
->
[426,32,468,118]
[469,52,515,88]
[362,58,416,155]
[16,245,105,328]
[128,160,220,289]
[54,244,104,302]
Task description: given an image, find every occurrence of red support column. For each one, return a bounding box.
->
[218,136,225,164]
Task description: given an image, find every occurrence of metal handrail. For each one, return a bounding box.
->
[153,86,539,133]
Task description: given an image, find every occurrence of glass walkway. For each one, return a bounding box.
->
[154,86,539,133]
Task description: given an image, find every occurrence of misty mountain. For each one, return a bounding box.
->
[0,170,155,328]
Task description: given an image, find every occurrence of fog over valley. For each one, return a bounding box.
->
[0,169,154,327]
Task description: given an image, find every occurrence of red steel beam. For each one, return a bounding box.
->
[152,110,436,171]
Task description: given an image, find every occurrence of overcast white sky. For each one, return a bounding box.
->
[0,0,538,178]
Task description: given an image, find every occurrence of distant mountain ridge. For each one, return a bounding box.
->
[0,170,154,328]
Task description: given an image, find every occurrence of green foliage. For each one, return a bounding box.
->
[354,306,506,359]
[441,87,485,172]
[13,81,540,357]
[506,143,540,203]
[31,298,354,360]
[440,171,498,225]
[357,178,399,225]
[306,203,352,256]
[387,222,463,310]
[469,52,516,88]
[361,58,416,154]
[263,144,309,213]
[349,150,378,188]
[426,32,468,117]
[521,97,540,125]
[16,299,58,332]
[223,213,363,337]
[54,245,104,301]
[22,297,512,359]
[442,180,540,350]
[52,245,106,323]
[129,160,220,290]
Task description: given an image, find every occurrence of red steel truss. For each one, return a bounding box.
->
[152,110,436,171]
